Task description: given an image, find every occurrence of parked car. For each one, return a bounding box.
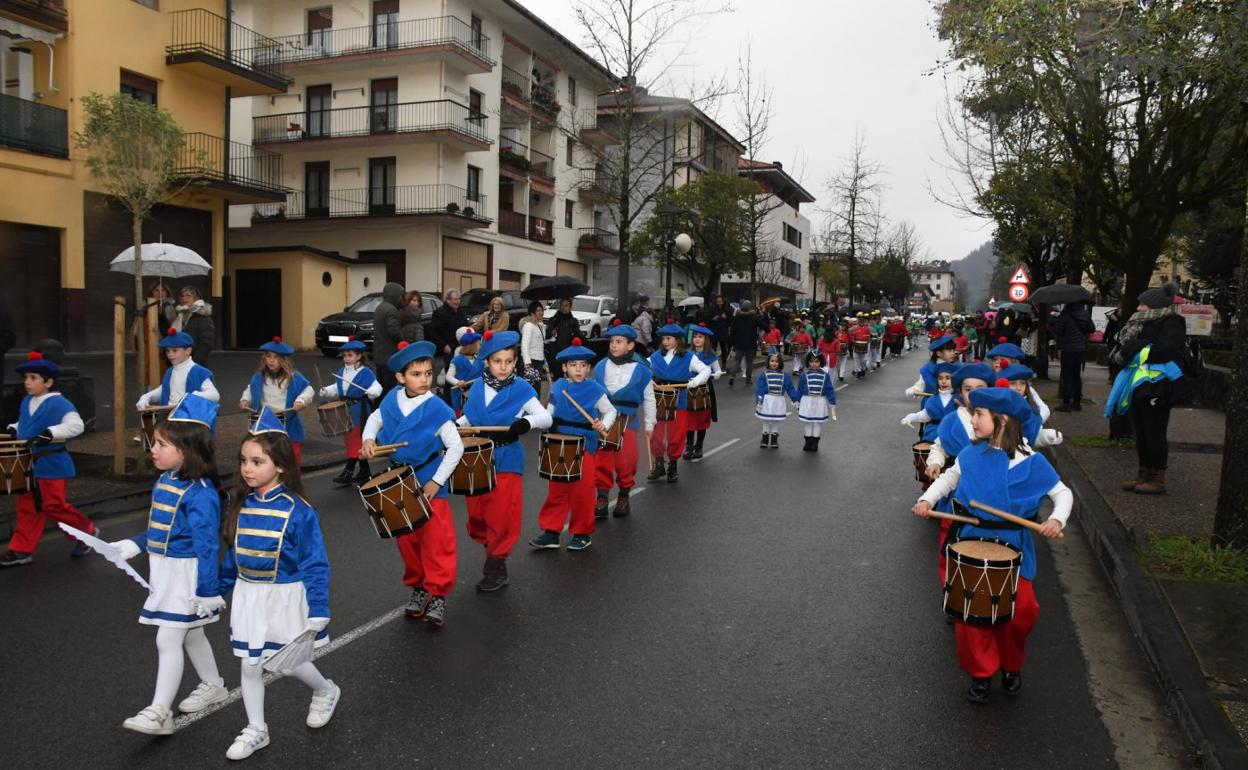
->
[315,291,442,357]
[547,294,616,339]
[460,288,529,330]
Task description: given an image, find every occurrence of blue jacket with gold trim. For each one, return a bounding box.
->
[128,472,221,598]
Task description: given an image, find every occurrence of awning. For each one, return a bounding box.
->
[0,17,63,46]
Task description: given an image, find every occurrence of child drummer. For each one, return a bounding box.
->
[136,328,219,410]
[529,339,616,552]
[455,331,551,591]
[362,341,465,627]
[239,337,314,465]
[317,338,381,486]
[646,323,711,483]
[913,385,1071,703]
[593,322,655,519]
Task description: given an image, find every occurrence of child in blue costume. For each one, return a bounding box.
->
[647,323,711,482]
[593,322,655,519]
[901,362,961,442]
[114,395,227,736]
[445,328,483,415]
[986,339,1025,372]
[756,351,797,448]
[218,408,339,760]
[793,351,837,452]
[317,338,381,486]
[914,385,1071,704]
[136,328,219,410]
[906,334,959,397]
[683,325,722,461]
[997,365,1063,449]
[239,337,314,465]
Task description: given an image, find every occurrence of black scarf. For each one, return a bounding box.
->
[608,353,634,365]
[484,371,517,391]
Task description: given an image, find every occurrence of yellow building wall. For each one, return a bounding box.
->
[228,250,349,350]
[298,255,350,348]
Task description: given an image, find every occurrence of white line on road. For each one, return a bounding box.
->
[698,438,740,460]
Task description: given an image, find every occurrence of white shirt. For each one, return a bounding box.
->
[925,407,973,469]
[601,360,657,432]
[918,451,1074,528]
[240,375,314,412]
[8,392,84,440]
[545,387,618,431]
[904,391,952,426]
[361,390,463,487]
[520,320,546,365]
[1028,388,1051,423]
[136,357,219,409]
[454,385,552,430]
[445,355,476,386]
[318,363,382,400]
[662,350,712,387]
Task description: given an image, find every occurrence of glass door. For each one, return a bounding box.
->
[305,161,330,217]
[370,78,398,134]
[306,84,332,138]
[369,157,396,215]
[373,0,398,49]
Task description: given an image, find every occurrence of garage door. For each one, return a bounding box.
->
[442,236,490,294]
[556,258,586,282]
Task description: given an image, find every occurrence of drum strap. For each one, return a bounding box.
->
[391,450,441,473]
[654,378,682,386]
[491,435,519,447]
[552,417,592,432]
[610,398,640,409]
[953,501,1033,530]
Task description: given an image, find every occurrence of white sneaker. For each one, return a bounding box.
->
[178,680,229,714]
[122,704,174,736]
[306,680,341,728]
[226,725,269,761]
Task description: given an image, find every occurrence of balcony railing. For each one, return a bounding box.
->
[174,132,285,196]
[0,93,68,158]
[577,227,619,254]
[1,0,67,32]
[578,108,618,144]
[578,168,614,198]
[529,146,555,181]
[254,99,489,146]
[268,15,492,67]
[501,65,530,104]
[498,208,527,238]
[528,216,554,244]
[252,184,489,222]
[167,8,291,89]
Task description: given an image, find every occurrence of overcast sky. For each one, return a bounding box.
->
[518,0,994,263]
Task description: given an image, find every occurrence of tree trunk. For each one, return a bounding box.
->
[1213,185,1248,548]
[132,213,145,396]
[1119,262,1153,319]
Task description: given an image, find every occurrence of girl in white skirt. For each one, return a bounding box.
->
[755,351,797,448]
[112,394,228,736]
[218,411,338,760]
[793,352,838,452]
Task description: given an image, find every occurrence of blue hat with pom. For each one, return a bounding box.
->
[457,329,482,346]
[15,351,60,379]
[986,341,1025,360]
[159,327,194,349]
[689,325,714,338]
[953,362,995,390]
[933,361,961,377]
[477,330,519,361]
[387,340,436,374]
[657,323,685,338]
[998,364,1035,382]
[167,393,218,430]
[555,337,595,362]
[604,320,637,340]
[259,336,295,356]
[249,406,288,436]
[338,337,366,353]
[928,335,956,352]
[969,383,1034,424]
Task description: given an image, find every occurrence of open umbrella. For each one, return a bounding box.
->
[991,301,1034,315]
[1031,283,1093,305]
[521,275,589,301]
[109,242,212,278]
[677,295,704,307]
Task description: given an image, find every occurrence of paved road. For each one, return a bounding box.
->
[1,349,1181,767]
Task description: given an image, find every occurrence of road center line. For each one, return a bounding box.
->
[698,438,740,460]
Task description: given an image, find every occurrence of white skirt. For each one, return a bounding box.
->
[230,579,329,662]
[798,396,830,423]
[139,554,220,628]
[755,393,789,420]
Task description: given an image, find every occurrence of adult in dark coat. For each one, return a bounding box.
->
[708,295,734,360]
[545,298,580,352]
[175,286,215,370]
[372,282,406,395]
[727,300,761,385]
[1049,302,1095,411]
[429,289,471,398]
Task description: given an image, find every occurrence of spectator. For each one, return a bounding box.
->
[1049,302,1095,411]
[545,297,580,353]
[632,296,654,354]
[429,289,472,396]
[728,300,761,386]
[519,300,547,393]
[399,291,425,343]
[474,295,510,334]
[372,282,406,395]
[173,286,214,369]
[707,296,733,351]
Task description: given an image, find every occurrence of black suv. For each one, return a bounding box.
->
[459,288,530,330]
[315,292,442,357]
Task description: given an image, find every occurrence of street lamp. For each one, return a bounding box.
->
[854,283,861,306]
[656,201,692,315]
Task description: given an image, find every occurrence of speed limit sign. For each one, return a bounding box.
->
[1009,283,1030,302]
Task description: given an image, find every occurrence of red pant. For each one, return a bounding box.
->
[292,441,303,467]
[685,408,712,431]
[466,472,522,559]
[10,478,93,553]
[937,518,952,585]
[396,497,456,596]
[595,425,638,492]
[955,578,1039,677]
[344,427,363,460]
[650,411,687,460]
[538,451,597,536]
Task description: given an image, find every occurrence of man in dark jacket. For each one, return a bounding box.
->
[708,295,734,360]
[428,289,471,398]
[727,300,761,386]
[372,282,405,394]
[1049,302,1095,411]
[545,298,580,353]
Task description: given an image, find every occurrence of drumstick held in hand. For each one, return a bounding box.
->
[560,391,608,437]
[928,510,980,525]
[969,500,1064,539]
[457,426,512,433]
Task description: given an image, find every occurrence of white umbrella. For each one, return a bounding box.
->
[677,295,704,307]
[110,242,212,278]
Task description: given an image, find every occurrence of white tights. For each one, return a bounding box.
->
[239,659,331,729]
[802,423,822,438]
[760,419,782,435]
[153,626,222,709]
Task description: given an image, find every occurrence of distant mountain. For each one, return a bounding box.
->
[951,241,996,310]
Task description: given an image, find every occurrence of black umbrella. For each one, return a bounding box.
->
[991,301,1035,315]
[850,302,871,313]
[521,275,590,301]
[1030,283,1093,305]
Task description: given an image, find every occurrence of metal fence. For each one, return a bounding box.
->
[254,99,489,145]
[267,15,492,65]
[501,65,530,103]
[253,184,489,221]
[0,93,68,158]
[167,8,290,85]
[578,227,619,253]
[175,133,285,194]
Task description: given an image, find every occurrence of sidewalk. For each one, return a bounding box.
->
[1036,360,1248,769]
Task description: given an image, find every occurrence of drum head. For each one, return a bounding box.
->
[360,465,409,492]
[544,433,582,445]
[462,436,494,450]
[912,441,933,452]
[950,539,1019,563]
[319,401,346,411]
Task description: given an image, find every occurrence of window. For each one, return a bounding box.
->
[305,161,330,217]
[120,71,157,105]
[466,165,481,202]
[369,157,396,214]
[781,257,801,281]
[370,78,398,133]
[566,139,574,167]
[567,76,577,106]
[307,8,333,52]
[470,15,484,51]
[782,222,802,249]
[306,84,332,138]
[564,200,574,228]
[468,89,484,127]
[373,0,398,48]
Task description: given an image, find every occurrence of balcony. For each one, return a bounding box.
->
[1,0,67,33]
[251,184,489,228]
[0,93,68,158]
[254,99,490,152]
[166,9,291,97]
[500,64,531,112]
[577,227,619,259]
[497,136,555,187]
[577,168,614,203]
[268,16,493,75]
[498,208,527,238]
[174,133,286,204]
[578,109,618,145]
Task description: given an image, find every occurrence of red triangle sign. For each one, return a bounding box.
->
[1010,266,1030,285]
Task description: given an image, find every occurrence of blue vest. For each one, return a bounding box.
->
[952,445,1060,581]
[649,350,695,410]
[921,393,960,442]
[16,394,75,478]
[462,379,537,475]
[694,350,717,368]
[550,378,609,454]
[449,354,483,411]
[918,361,937,393]
[249,371,310,441]
[376,389,456,498]
[797,369,835,402]
[335,365,378,426]
[135,472,220,600]
[756,370,793,397]
[937,408,974,459]
[594,359,651,431]
[160,363,214,406]
[220,484,331,623]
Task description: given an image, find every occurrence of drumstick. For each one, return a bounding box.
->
[653,383,689,389]
[243,405,289,414]
[913,391,934,398]
[457,426,512,433]
[969,499,1064,540]
[331,372,371,394]
[928,510,980,525]
[139,405,175,413]
[371,441,409,453]
[560,391,609,437]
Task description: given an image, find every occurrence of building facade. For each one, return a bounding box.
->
[719,159,814,303]
[909,261,956,303]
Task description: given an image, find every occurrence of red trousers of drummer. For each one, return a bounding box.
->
[343,427,363,460]
[466,472,522,559]
[538,451,597,537]
[650,411,686,460]
[937,518,952,585]
[9,479,94,554]
[595,425,638,492]
[292,441,302,467]
[685,407,712,432]
[956,578,1039,678]
[396,497,456,596]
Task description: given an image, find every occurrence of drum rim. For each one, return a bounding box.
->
[461,436,495,450]
[542,432,585,443]
[948,537,1021,567]
[318,400,348,410]
[359,464,413,492]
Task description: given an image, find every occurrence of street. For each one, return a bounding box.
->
[0,349,1187,768]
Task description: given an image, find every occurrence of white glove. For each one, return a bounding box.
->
[831,406,838,421]
[900,416,915,428]
[305,617,330,633]
[110,539,142,561]
[194,595,227,618]
[135,394,150,410]
[904,385,919,398]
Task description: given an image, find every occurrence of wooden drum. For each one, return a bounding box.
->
[943,538,1021,626]
[139,406,170,451]
[599,416,627,452]
[449,436,496,496]
[686,384,711,412]
[654,387,679,422]
[0,443,33,495]
[358,464,434,539]
[852,340,869,354]
[538,433,584,482]
[912,440,934,483]
[317,400,353,438]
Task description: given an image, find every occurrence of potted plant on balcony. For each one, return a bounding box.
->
[499,147,530,171]
[286,121,302,141]
[446,201,460,214]
[501,79,525,100]
[578,231,597,246]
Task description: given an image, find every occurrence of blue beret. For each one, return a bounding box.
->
[159,330,195,349]
[928,335,956,352]
[338,339,366,353]
[689,325,714,338]
[953,363,995,390]
[477,330,519,361]
[657,323,685,338]
[168,393,218,430]
[458,330,482,346]
[987,342,1025,360]
[249,406,288,436]
[388,340,436,373]
[933,362,961,377]
[604,323,637,340]
[997,364,1035,382]
[556,339,595,362]
[15,352,60,379]
[260,337,295,356]
[969,386,1034,424]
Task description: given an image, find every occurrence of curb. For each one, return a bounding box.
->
[1046,444,1248,769]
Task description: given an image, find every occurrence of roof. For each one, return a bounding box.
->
[499,0,616,83]
[911,263,955,274]
[597,89,746,153]
[738,159,815,205]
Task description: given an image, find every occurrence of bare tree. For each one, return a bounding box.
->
[822,133,885,304]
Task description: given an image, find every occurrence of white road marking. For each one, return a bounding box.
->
[698,438,740,460]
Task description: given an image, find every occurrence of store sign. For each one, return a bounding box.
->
[1179,304,1216,336]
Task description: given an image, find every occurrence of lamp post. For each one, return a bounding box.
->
[656,201,692,316]
[854,283,861,306]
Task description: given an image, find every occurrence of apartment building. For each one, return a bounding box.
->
[0,0,287,350]
[225,0,615,348]
[719,159,814,303]
[910,261,957,302]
